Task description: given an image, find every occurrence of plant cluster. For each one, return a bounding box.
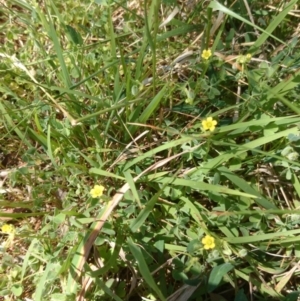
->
[1,0,300,300]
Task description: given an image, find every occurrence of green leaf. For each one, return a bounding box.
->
[49,293,68,301]
[208,263,234,292]
[90,168,125,180]
[208,1,286,47]
[124,136,192,170]
[250,0,298,51]
[292,171,300,199]
[129,190,160,232]
[284,292,300,301]
[35,263,61,301]
[138,84,167,124]
[202,126,300,171]
[225,228,300,244]
[235,289,248,301]
[44,3,72,88]
[130,173,175,232]
[218,166,276,209]
[150,176,256,199]
[127,238,166,301]
[11,284,23,297]
[65,25,83,45]
[94,0,108,5]
[123,170,141,207]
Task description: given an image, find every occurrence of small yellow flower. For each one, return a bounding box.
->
[201,49,212,60]
[202,235,215,250]
[246,53,252,61]
[237,53,252,64]
[90,185,105,198]
[1,224,15,234]
[202,117,217,132]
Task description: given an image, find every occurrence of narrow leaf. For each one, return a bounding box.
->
[218,166,276,209]
[208,0,285,46]
[127,238,166,301]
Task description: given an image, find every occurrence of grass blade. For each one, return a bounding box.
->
[218,166,277,209]
[209,0,286,46]
[127,237,166,301]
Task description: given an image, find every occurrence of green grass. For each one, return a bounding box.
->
[1,0,300,300]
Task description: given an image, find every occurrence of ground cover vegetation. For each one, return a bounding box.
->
[1,0,300,300]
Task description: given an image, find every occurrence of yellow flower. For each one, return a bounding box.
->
[90,185,105,198]
[202,235,215,250]
[202,117,217,131]
[237,53,252,64]
[1,224,15,234]
[201,49,212,60]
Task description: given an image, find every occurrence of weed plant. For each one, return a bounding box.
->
[1,0,300,300]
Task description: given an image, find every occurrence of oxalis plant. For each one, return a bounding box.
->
[1,0,300,300]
